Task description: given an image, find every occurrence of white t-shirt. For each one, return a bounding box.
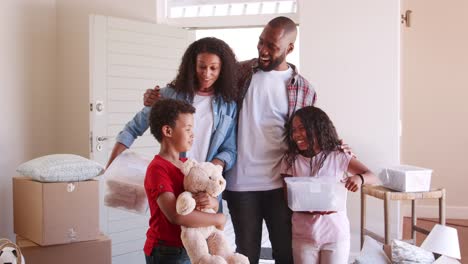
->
[226,67,292,191]
[186,93,213,162]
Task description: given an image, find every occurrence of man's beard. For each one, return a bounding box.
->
[258,52,286,71]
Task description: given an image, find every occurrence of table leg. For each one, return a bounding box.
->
[384,192,391,245]
[411,200,416,241]
[361,188,366,248]
[440,189,446,225]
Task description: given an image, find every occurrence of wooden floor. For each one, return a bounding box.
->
[402,217,468,263]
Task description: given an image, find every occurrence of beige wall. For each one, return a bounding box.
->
[401,0,468,217]
[0,0,57,240]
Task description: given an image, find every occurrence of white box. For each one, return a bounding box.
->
[380,165,432,192]
[284,177,347,212]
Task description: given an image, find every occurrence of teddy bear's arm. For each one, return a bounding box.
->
[176,191,196,215]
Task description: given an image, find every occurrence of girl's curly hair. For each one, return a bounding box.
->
[283,106,341,176]
[169,37,239,102]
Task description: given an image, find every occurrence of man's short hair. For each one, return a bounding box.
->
[268,16,297,36]
[149,98,195,143]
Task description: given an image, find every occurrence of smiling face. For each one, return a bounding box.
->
[291,115,321,156]
[166,113,194,153]
[196,52,222,92]
[257,25,293,71]
[291,115,309,151]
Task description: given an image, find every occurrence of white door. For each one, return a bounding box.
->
[89,15,194,264]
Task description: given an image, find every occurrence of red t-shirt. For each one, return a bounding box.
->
[144,155,187,255]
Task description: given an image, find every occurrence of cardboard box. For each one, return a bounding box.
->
[17,234,111,264]
[285,177,347,211]
[381,165,432,192]
[13,176,100,246]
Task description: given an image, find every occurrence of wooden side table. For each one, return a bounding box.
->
[360,185,446,247]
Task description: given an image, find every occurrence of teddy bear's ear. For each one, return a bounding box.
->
[179,158,197,176]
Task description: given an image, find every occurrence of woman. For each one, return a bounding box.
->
[107,37,239,172]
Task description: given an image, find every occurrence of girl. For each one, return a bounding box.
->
[281,106,378,264]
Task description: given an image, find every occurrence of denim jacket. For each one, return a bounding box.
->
[116,86,238,171]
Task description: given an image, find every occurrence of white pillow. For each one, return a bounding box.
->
[392,239,435,264]
[16,154,104,182]
[354,236,391,264]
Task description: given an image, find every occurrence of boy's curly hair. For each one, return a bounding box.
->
[284,106,341,176]
[169,37,239,102]
[149,98,195,143]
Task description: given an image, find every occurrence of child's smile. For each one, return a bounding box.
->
[291,116,309,151]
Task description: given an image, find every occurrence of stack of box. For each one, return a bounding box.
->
[12,176,111,264]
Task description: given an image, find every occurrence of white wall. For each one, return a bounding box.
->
[0,0,58,240]
[299,0,401,254]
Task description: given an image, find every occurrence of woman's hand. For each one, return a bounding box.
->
[194,192,218,210]
[344,175,362,192]
[143,85,161,106]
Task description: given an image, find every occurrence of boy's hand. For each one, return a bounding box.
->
[143,85,161,106]
[215,214,227,231]
[194,192,218,210]
[345,175,362,192]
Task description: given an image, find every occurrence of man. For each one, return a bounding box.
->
[223,16,316,264]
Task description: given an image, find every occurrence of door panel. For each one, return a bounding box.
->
[89,15,194,263]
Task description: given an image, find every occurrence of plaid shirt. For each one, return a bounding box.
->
[237,59,317,119]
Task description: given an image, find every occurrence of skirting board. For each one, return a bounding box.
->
[402,205,468,219]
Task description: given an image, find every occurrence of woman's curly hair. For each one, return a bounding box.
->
[169,37,239,102]
[283,106,341,176]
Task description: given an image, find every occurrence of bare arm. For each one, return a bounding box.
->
[158,192,226,230]
[345,158,379,192]
[106,142,128,168]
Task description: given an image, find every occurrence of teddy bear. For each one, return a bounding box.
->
[176,159,249,264]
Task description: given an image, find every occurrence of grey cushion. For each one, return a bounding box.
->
[16,154,104,182]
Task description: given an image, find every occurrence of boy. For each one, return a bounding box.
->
[144,98,226,264]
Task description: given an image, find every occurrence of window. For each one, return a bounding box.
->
[157,0,298,28]
[196,27,300,67]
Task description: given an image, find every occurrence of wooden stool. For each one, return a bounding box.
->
[360,185,446,247]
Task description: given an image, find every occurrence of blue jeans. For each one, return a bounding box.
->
[145,245,190,264]
[225,188,293,264]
